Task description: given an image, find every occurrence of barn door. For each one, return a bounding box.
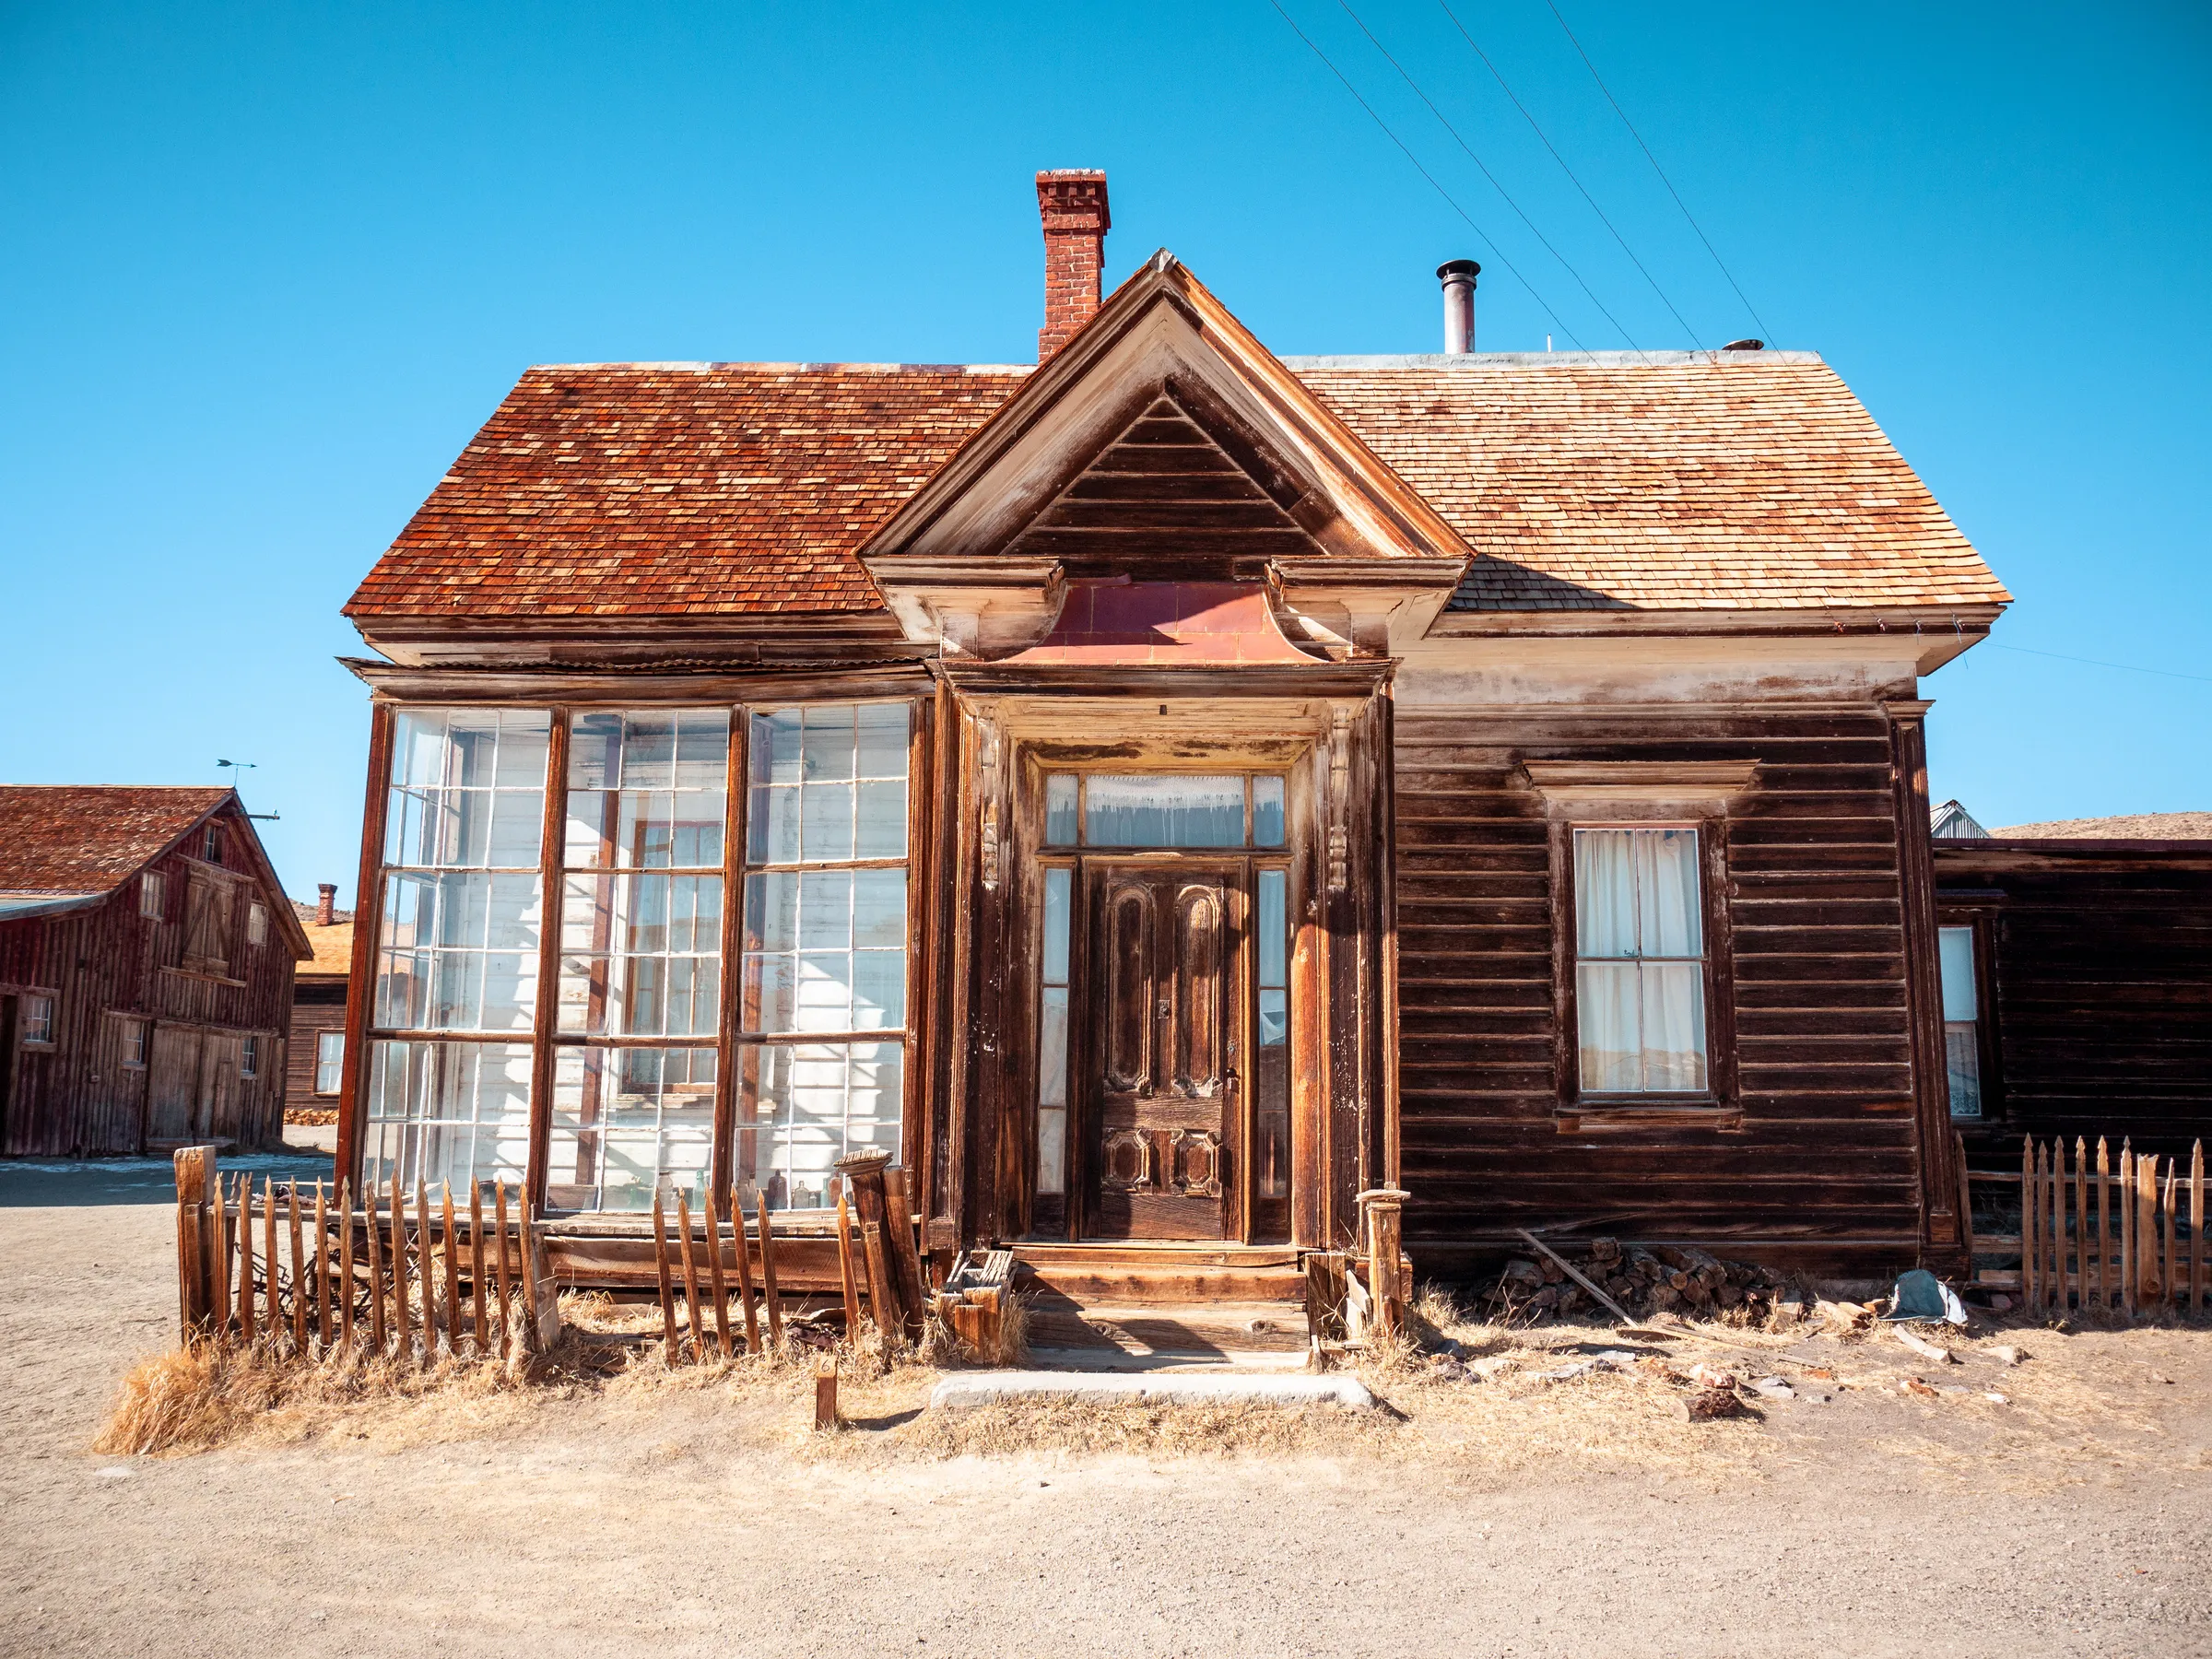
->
[147,1024,206,1142]
[1084,864,1236,1241]
[200,1033,245,1139]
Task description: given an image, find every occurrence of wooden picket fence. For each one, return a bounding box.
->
[1961,1134,2206,1316]
[171,1146,558,1360]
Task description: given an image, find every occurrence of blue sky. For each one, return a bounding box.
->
[4,1,2206,902]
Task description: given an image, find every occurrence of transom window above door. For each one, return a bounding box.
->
[1041,773,1287,849]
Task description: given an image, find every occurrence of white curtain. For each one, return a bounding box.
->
[1575,828,1708,1093]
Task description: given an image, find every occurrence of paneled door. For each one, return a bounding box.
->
[147,1024,206,1142]
[1084,863,1238,1240]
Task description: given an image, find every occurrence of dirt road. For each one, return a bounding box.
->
[4,1159,2207,1658]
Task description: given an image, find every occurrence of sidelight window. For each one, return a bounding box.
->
[736,703,911,1211]
[1939,924,1983,1119]
[1035,866,1073,1196]
[1573,827,1709,1094]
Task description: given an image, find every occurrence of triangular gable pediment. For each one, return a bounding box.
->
[861,253,1470,653]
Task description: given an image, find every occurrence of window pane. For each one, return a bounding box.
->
[1575,961,1642,1091]
[1039,986,1070,1109]
[1637,829,1703,957]
[1257,869,1287,987]
[1945,1024,1983,1119]
[385,709,550,870]
[360,1040,532,1193]
[1084,774,1244,847]
[375,872,541,1031]
[854,780,907,858]
[315,1030,346,1094]
[1253,776,1287,848]
[1042,867,1072,983]
[801,705,857,782]
[1044,775,1078,845]
[854,703,910,779]
[556,873,723,1037]
[736,1041,902,1211]
[1938,926,1978,1021]
[741,869,904,1036]
[1573,830,1639,959]
[546,1045,716,1212]
[1639,962,1708,1091]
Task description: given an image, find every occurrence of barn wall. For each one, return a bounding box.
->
[0,820,297,1157]
[1391,699,1926,1273]
[1937,846,2212,1157]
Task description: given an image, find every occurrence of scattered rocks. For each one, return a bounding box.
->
[1681,1387,1751,1421]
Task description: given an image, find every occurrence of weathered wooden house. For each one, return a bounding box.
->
[288,883,355,1116]
[0,786,310,1156]
[332,171,2012,1296]
[1935,813,2212,1159]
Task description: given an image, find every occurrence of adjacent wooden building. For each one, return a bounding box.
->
[288,883,355,1116]
[332,171,2014,1290]
[0,787,311,1156]
[1935,813,2212,1159]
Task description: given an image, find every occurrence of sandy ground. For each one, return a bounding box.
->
[4,1154,2210,1659]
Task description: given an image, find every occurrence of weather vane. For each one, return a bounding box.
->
[216,759,280,821]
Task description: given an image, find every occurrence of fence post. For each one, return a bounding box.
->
[1359,1188,1411,1337]
[172,1147,217,1345]
[2136,1150,2160,1307]
[2120,1143,2136,1317]
[2020,1138,2037,1308]
[2193,1141,2206,1314]
[2095,1137,2112,1309]
[836,1149,910,1342]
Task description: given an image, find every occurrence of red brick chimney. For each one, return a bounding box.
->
[1037,170,1110,362]
[315,882,336,926]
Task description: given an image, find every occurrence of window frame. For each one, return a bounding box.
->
[1934,906,2006,1127]
[246,901,268,948]
[121,1018,148,1070]
[20,994,57,1049]
[1552,814,1739,1125]
[314,1029,346,1096]
[241,1034,259,1078]
[139,871,165,922]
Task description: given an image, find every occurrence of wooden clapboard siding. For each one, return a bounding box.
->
[288,979,347,1106]
[0,803,297,1158]
[1936,842,2212,1156]
[1392,703,1924,1268]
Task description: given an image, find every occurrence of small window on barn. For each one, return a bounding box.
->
[22,995,55,1046]
[122,1020,147,1068]
[315,1030,346,1095]
[1573,827,1708,1094]
[139,872,165,920]
[1939,925,1982,1119]
[203,824,223,863]
[241,1035,259,1077]
[247,902,268,947]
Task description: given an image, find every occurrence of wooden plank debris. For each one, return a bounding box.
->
[702,1185,733,1361]
[730,1185,760,1354]
[652,1184,677,1365]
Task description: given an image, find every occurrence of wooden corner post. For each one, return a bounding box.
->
[1358,1186,1410,1337]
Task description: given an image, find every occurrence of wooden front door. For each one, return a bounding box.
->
[1084,863,1237,1241]
[147,1024,205,1142]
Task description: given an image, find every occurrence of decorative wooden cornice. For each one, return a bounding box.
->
[1519,759,1759,806]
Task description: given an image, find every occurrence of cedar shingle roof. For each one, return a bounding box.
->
[1289,355,2010,612]
[346,349,2007,622]
[0,786,229,897]
[347,363,1031,620]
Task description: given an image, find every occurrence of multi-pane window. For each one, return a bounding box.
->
[548,710,729,1212]
[241,1035,259,1078]
[22,995,54,1045]
[365,709,549,1191]
[314,1030,346,1095]
[1939,924,1983,1119]
[1041,773,1287,849]
[139,873,164,921]
[203,825,222,863]
[737,703,910,1210]
[246,902,268,947]
[122,1019,147,1068]
[1573,827,1709,1094]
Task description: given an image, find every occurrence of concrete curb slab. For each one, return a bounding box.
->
[928,1371,1374,1410]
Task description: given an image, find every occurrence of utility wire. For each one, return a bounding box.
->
[1542,0,1776,344]
[1265,0,1594,353]
[1333,0,1646,355]
[1986,642,2212,688]
[1435,0,1704,348]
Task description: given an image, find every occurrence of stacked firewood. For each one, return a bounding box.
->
[1493,1238,1791,1323]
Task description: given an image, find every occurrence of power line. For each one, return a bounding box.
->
[1434,0,1704,348]
[1264,0,1594,353]
[1986,641,2212,688]
[1542,0,1776,344]
[1333,0,1646,355]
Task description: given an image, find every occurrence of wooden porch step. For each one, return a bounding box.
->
[1009,1241,1305,1305]
[1025,1297,1311,1358]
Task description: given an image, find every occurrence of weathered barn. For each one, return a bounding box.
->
[0,786,310,1156]
[331,171,2012,1295]
[1935,813,2212,1159]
